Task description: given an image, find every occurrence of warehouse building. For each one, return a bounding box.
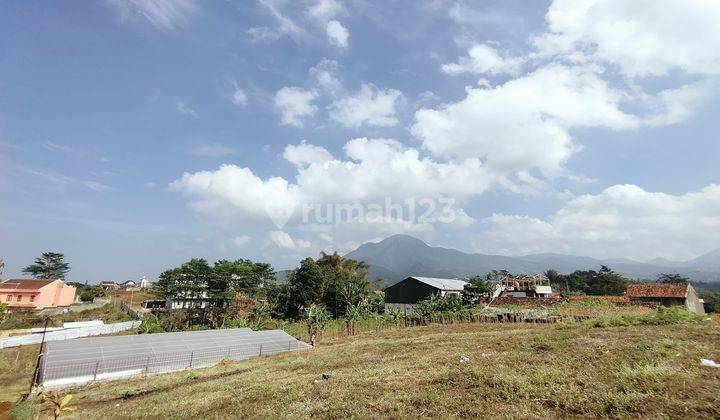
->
[384,276,467,313]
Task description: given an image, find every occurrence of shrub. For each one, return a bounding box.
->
[588,306,704,328]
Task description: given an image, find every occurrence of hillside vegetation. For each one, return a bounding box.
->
[22,320,720,419]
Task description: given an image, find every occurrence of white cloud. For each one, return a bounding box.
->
[144,181,156,188]
[534,0,720,77]
[308,0,343,21]
[414,64,637,178]
[82,180,112,193]
[233,235,251,247]
[176,100,198,118]
[231,88,248,107]
[189,143,238,158]
[326,20,349,49]
[442,44,524,75]
[329,83,403,128]
[107,0,197,30]
[268,230,311,250]
[309,59,344,96]
[274,87,318,126]
[247,0,304,42]
[283,141,333,167]
[479,184,720,260]
[170,138,491,236]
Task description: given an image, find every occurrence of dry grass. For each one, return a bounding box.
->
[106,291,155,310]
[0,344,39,402]
[20,320,720,420]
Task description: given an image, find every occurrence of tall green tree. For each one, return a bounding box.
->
[656,273,689,284]
[289,258,325,311]
[22,252,70,279]
[462,276,492,305]
[585,266,628,295]
[317,252,370,317]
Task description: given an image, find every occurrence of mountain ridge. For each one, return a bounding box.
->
[344,234,720,284]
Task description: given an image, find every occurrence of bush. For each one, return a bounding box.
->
[587,306,705,328]
[79,287,105,302]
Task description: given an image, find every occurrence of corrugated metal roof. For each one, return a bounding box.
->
[626,283,688,298]
[409,276,468,291]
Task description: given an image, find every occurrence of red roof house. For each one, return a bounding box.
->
[626,283,705,314]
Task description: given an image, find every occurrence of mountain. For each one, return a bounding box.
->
[686,247,720,270]
[344,234,720,284]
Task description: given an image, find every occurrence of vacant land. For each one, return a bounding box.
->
[106,290,155,310]
[0,304,132,331]
[17,319,719,419]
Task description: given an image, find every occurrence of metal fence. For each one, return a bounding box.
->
[41,337,309,389]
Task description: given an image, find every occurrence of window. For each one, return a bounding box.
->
[4,295,10,302]
[17,295,22,302]
[30,295,35,303]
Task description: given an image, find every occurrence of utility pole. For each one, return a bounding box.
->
[28,316,50,397]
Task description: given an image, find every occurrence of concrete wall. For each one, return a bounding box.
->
[685,285,706,315]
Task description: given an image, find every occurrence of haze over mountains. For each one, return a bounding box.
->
[344,235,720,284]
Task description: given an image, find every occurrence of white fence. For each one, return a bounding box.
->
[0,320,141,349]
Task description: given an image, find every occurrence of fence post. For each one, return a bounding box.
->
[144,356,150,375]
[259,343,263,356]
[189,351,194,368]
[93,361,100,381]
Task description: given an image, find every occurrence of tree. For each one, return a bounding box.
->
[317,252,370,317]
[0,257,4,278]
[305,304,331,338]
[462,276,492,305]
[702,293,720,313]
[289,258,324,312]
[656,273,689,284]
[585,266,628,295]
[22,252,70,280]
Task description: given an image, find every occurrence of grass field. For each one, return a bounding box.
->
[13,317,720,419]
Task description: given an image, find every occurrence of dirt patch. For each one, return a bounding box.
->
[0,401,14,420]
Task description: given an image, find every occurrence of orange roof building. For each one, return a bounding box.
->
[0,279,76,313]
[626,283,705,314]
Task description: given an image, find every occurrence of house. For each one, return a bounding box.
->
[383,276,468,313]
[0,279,76,313]
[495,274,553,298]
[99,281,119,291]
[626,283,705,315]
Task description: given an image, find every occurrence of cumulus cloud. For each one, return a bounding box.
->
[442,44,524,75]
[326,20,349,48]
[533,0,720,77]
[434,1,720,183]
[479,184,720,260]
[415,65,636,177]
[107,0,197,30]
[170,138,489,236]
[329,84,403,128]
[274,87,318,126]
[283,141,333,167]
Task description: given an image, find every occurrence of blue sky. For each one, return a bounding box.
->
[1,0,719,283]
